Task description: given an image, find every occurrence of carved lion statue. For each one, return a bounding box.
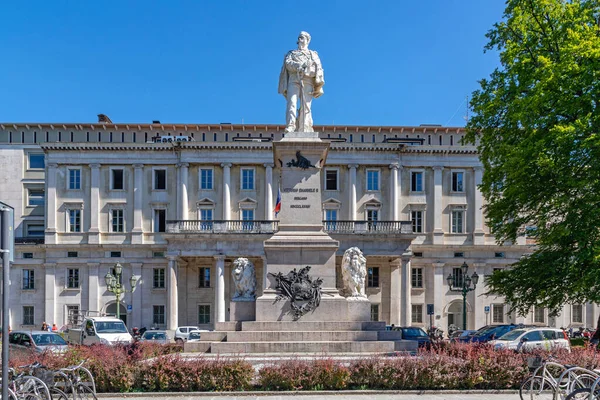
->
[232,257,257,300]
[341,247,367,298]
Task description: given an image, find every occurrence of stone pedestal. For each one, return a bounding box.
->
[230,300,256,322]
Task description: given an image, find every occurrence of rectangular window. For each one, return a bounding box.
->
[68,209,81,232]
[154,209,166,232]
[29,154,45,169]
[198,304,211,324]
[153,268,165,289]
[367,267,379,287]
[153,305,165,326]
[154,169,166,190]
[68,169,81,190]
[241,168,254,190]
[199,209,213,230]
[367,209,378,222]
[366,169,379,191]
[572,304,583,324]
[492,304,504,323]
[111,209,124,232]
[451,267,464,289]
[23,306,34,325]
[242,209,254,221]
[67,251,78,258]
[411,268,423,288]
[199,267,211,288]
[28,189,45,206]
[26,223,44,237]
[325,169,338,191]
[411,304,423,323]
[411,171,423,192]
[153,251,165,258]
[111,169,124,190]
[325,209,337,230]
[452,171,464,192]
[451,210,464,233]
[370,304,379,322]
[534,307,545,324]
[67,269,79,288]
[495,252,505,258]
[110,251,122,258]
[23,253,33,259]
[23,269,35,290]
[200,168,213,190]
[411,210,423,233]
[454,252,464,258]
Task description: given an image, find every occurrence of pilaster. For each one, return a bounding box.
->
[432,166,444,245]
[348,164,358,220]
[178,163,189,220]
[166,256,178,330]
[44,263,56,325]
[264,163,274,219]
[221,163,232,220]
[45,163,58,244]
[473,166,485,245]
[131,164,144,244]
[87,263,100,313]
[214,255,226,323]
[88,163,101,244]
[401,253,412,326]
[389,163,399,220]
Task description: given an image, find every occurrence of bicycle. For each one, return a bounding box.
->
[58,361,96,400]
[7,367,51,400]
[22,362,70,400]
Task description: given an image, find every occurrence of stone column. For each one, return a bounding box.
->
[432,166,444,245]
[221,163,232,220]
[45,163,58,244]
[348,164,358,220]
[214,255,226,323]
[87,263,99,313]
[472,262,486,328]
[389,163,399,221]
[132,164,144,244]
[167,256,178,330]
[401,254,412,326]
[44,263,56,325]
[389,261,401,325]
[88,163,101,244]
[264,163,274,219]
[131,262,143,329]
[178,163,189,220]
[432,262,445,329]
[473,166,485,245]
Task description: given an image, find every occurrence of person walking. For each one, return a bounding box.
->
[41,322,48,331]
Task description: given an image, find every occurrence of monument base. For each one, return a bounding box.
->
[255,291,371,322]
[229,300,256,322]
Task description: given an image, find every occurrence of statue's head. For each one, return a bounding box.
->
[297,31,311,48]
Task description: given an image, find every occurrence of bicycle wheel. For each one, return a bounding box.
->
[49,388,69,400]
[526,376,556,400]
[13,376,51,400]
[565,388,596,400]
[521,376,536,400]
[75,385,97,400]
[51,371,72,397]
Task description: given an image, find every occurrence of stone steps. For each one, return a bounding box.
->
[226,330,379,342]
[210,340,398,354]
[240,321,386,332]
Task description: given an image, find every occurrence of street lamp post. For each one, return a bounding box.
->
[447,262,479,331]
[104,262,139,321]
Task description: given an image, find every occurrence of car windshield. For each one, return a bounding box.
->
[497,329,526,341]
[143,332,166,340]
[473,326,500,337]
[94,321,128,333]
[31,334,67,346]
[403,328,428,337]
[188,333,201,339]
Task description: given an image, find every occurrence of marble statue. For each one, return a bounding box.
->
[278,31,325,133]
[232,257,257,301]
[341,247,367,298]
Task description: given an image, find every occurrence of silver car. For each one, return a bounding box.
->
[140,330,171,344]
[9,331,69,354]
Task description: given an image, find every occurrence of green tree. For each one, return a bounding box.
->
[465,0,600,325]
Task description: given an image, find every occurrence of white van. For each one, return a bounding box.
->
[66,316,133,346]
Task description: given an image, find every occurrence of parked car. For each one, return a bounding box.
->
[490,327,570,352]
[457,324,523,344]
[397,327,432,348]
[66,315,133,346]
[139,330,171,344]
[449,329,476,341]
[187,330,203,342]
[9,331,69,354]
[174,326,199,343]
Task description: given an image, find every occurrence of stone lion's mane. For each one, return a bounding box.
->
[341,247,367,297]
[232,258,256,300]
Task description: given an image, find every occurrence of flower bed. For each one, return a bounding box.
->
[7,342,600,392]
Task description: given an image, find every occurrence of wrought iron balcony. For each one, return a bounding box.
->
[323,220,413,234]
[166,220,279,234]
[15,237,45,245]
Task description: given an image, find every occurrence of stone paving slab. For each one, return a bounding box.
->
[96,391,521,400]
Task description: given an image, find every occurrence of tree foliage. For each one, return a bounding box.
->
[465,0,600,317]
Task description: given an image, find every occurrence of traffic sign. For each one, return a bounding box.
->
[427,304,434,315]
[484,306,490,313]
[127,304,133,313]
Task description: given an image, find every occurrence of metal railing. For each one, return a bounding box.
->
[323,220,413,234]
[166,220,279,234]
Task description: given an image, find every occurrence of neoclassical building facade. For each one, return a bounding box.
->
[0,121,595,331]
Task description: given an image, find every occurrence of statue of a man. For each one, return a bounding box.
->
[278,31,325,133]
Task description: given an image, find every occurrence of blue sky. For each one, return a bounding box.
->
[1,1,506,127]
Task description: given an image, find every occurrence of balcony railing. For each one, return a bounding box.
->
[166,220,412,235]
[323,220,413,234]
[166,220,279,234]
[15,237,45,245]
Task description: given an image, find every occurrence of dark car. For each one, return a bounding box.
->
[397,326,431,348]
[457,324,522,343]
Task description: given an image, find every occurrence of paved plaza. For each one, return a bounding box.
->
[97,391,521,400]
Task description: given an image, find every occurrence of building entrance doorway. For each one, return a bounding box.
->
[105,303,127,326]
[447,300,465,331]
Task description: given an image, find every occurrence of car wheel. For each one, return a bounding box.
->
[175,338,183,344]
